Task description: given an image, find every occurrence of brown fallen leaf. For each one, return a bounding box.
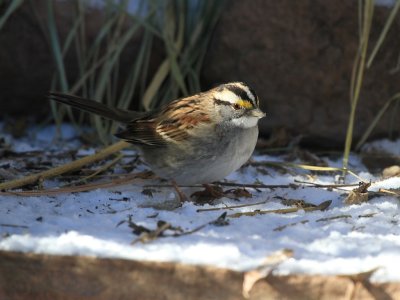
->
[190,184,224,203]
[225,187,253,199]
[242,249,294,298]
[344,181,371,205]
[278,197,316,209]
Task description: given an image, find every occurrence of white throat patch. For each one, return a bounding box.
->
[231,116,258,128]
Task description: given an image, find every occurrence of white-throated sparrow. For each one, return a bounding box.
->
[49,82,265,185]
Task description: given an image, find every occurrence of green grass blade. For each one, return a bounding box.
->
[0,0,24,30]
[46,0,69,92]
[367,0,400,67]
[355,93,400,150]
[343,0,374,172]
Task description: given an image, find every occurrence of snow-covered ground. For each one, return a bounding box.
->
[0,124,399,282]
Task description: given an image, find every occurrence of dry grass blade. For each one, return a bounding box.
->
[45,0,224,141]
[60,153,124,187]
[250,161,347,172]
[294,180,360,188]
[0,141,130,191]
[378,188,400,196]
[227,200,332,218]
[216,182,295,189]
[196,200,269,213]
[0,172,149,197]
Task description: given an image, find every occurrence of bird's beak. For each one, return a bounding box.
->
[250,108,266,119]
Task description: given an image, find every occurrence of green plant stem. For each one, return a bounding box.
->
[0,0,24,30]
[355,93,400,150]
[367,0,400,67]
[343,0,374,173]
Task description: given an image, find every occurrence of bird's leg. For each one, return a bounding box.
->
[172,180,187,203]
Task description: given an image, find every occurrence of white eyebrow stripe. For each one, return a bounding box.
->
[214,89,239,104]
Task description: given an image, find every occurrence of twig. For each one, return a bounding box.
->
[316,215,352,222]
[227,200,332,218]
[379,188,400,196]
[144,182,294,189]
[273,220,309,232]
[249,161,345,172]
[0,172,150,196]
[196,200,269,212]
[60,153,124,187]
[294,180,360,188]
[0,223,29,229]
[0,141,130,191]
[129,212,229,244]
[215,182,295,189]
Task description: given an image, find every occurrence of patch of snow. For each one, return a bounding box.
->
[1,124,400,282]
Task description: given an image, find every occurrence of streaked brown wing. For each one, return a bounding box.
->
[115,95,211,146]
[115,119,167,146]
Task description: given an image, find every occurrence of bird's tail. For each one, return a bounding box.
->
[48,92,144,122]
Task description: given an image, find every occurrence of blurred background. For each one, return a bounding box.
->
[0,0,399,150]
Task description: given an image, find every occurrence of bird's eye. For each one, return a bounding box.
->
[233,103,241,110]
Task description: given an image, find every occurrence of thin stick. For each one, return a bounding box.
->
[0,172,146,196]
[196,200,269,212]
[249,161,345,172]
[227,200,332,218]
[379,188,400,196]
[294,180,360,188]
[0,141,130,191]
[216,182,294,189]
[144,183,291,189]
[60,153,124,187]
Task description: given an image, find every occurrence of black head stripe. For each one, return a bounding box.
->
[214,98,231,106]
[225,84,257,107]
[248,86,259,106]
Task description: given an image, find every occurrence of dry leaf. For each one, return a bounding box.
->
[190,184,224,203]
[344,182,371,205]
[224,188,252,199]
[242,249,294,298]
[279,197,316,208]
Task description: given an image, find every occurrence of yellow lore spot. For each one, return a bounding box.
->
[237,99,253,109]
